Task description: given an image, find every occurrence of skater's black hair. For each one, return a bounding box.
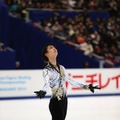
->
[41,43,56,62]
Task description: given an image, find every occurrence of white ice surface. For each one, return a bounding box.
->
[0,96,120,120]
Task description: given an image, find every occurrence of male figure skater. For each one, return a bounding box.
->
[34,43,100,120]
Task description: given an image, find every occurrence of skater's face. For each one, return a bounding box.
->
[45,45,58,61]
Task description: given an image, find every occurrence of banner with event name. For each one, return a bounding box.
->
[0,69,120,99]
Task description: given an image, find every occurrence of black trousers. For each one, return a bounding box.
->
[49,96,68,120]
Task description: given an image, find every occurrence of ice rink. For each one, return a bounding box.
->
[0,96,120,120]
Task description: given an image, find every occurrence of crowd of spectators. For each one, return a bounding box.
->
[32,11,120,67]
[3,0,119,11]
[2,0,119,20]
[2,0,120,68]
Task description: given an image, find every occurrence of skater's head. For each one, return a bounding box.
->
[41,43,58,62]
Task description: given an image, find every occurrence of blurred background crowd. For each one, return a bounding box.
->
[0,0,120,69]
[3,0,120,11]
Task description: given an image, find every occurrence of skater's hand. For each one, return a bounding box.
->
[34,90,46,99]
[88,84,101,93]
[84,84,101,93]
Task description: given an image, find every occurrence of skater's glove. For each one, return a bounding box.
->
[84,84,101,93]
[34,90,46,99]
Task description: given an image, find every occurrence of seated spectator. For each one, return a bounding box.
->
[104,53,115,68]
[83,61,91,68]
[17,1,28,20]
[76,33,86,44]
[15,61,22,69]
[93,45,103,56]
[67,24,77,42]
[78,40,94,56]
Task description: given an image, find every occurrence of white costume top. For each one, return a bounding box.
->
[42,63,85,100]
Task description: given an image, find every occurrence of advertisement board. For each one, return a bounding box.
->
[0,69,120,99]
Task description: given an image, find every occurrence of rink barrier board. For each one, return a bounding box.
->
[0,69,120,100]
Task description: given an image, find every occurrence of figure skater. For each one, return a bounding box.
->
[34,43,100,120]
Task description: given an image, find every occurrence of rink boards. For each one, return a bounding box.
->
[0,68,120,100]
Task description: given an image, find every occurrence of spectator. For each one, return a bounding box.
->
[83,61,91,68]
[78,40,94,56]
[15,61,21,69]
